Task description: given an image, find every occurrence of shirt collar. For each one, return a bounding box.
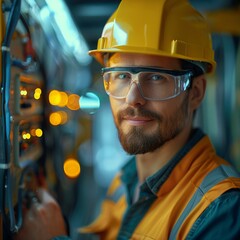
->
[121,128,205,201]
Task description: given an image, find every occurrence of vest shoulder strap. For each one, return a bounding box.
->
[169,164,240,240]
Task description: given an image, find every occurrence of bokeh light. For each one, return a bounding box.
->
[49,90,61,106]
[67,94,80,110]
[63,158,81,178]
[34,88,42,100]
[58,91,68,107]
[49,111,68,126]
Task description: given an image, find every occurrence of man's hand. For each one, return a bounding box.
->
[14,188,68,240]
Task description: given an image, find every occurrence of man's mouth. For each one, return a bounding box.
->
[117,107,161,127]
[122,116,154,126]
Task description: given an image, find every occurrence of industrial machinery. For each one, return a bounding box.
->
[0,1,45,239]
[0,0,92,239]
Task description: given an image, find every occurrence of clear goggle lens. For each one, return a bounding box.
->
[102,67,193,101]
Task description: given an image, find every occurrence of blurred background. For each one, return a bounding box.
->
[0,0,239,239]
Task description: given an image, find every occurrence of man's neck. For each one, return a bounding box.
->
[136,126,192,182]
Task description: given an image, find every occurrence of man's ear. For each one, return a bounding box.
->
[189,75,206,110]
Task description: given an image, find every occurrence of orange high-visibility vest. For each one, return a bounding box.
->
[81,136,240,239]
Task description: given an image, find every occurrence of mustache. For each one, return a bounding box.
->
[117,107,162,122]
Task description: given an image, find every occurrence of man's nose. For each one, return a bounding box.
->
[125,82,146,106]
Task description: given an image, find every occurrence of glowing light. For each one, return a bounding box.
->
[49,111,68,126]
[58,91,68,107]
[35,88,42,94]
[20,89,28,96]
[63,158,81,178]
[34,93,40,100]
[30,129,36,136]
[22,132,31,140]
[67,94,80,111]
[35,128,43,137]
[49,112,61,126]
[79,92,100,114]
[34,88,42,100]
[49,90,61,106]
[49,90,69,107]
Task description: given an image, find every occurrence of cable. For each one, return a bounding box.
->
[1,0,22,233]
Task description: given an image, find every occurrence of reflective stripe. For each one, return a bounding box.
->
[107,184,126,203]
[169,165,240,240]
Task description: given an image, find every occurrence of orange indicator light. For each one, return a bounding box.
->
[63,158,81,178]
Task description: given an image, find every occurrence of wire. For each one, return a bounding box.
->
[1,0,22,233]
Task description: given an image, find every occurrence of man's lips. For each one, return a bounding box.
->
[117,107,161,127]
[122,116,154,126]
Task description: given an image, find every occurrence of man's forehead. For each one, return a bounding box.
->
[106,53,182,69]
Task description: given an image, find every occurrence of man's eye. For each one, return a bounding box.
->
[150,74,165,81]
[115,72,130,80]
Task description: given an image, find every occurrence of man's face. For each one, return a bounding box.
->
[108,53,192,155]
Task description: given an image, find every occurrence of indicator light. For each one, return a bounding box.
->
[63,158,81,178]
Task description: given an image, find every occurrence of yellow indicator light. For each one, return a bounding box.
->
[49,90,61,106]
[34,93,40,100]
[49,112,61,126]
[67,94,80,110]
[63,158,81,178]
[22,133,27,140]
[35,128,43,137]
[49,90,69,107]
[26,133,31,139]
[20,89,28,96]
[58,91,68,107]
[30,128,43,137]
[34,88,42,100]
[35,88,42,94]
[22,132,31,140]
[49,111,68,126]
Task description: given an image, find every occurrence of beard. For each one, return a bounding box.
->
[114,94,190,155]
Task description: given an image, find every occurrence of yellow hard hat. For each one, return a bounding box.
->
[89,0,216,73]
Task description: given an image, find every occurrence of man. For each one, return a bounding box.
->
[14,0,240,239]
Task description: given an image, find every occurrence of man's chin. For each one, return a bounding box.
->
[120,123,157,137]
[118,132,162,155]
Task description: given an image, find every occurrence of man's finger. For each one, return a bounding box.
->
[36,188,56,204]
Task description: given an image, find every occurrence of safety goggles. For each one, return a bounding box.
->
[102,66,193,101]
